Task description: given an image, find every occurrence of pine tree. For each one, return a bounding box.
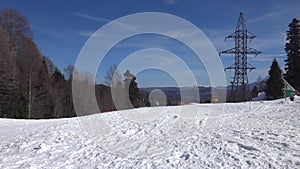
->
[266,59,284,100]
[0,74,26,118]
[284,18,300,91]
[31,59,54,119]
[123,70,140,108]
[63,65,76,117]
[52,68,65,85]
[51,68,70,118]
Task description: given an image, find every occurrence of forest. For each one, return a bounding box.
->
[0,8,75,118]
[0,8,147,118]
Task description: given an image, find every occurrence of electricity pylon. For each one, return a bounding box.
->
[220,12,262,102]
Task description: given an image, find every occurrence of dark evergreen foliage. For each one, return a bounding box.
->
[0,8,75,119]
[51,68,76,117]
[30,59,54,119]
[0,74,27,118]
[123,70,141,108]
[284,18,300,91]
[266,59,284,100]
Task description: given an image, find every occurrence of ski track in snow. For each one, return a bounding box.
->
[0,99,300,168]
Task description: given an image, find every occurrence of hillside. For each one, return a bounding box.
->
[0,100,299,168]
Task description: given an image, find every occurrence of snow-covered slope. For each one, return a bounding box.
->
[1,100,300,168]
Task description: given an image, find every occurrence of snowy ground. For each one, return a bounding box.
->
[0,99,300,168]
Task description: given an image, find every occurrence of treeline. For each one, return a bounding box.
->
[96,67,148,112]
[95,66,175,113]
[251,18,300,101]
[264,18,300,100]
[231,18,300,101]
[0,8,75,118]
[0,8,158,119]
[2,8,298,119]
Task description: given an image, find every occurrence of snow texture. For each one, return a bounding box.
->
[0,99,300,168]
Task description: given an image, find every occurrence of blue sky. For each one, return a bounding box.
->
[1,0,300,87]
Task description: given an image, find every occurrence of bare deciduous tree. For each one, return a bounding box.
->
[104,65,122,87]
[0,8,32,81]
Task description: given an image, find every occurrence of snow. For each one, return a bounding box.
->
[294,95,300,103]
[251,92,266,101]
[0,99,300,168]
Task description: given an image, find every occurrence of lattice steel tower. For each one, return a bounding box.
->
[220,12,261,102]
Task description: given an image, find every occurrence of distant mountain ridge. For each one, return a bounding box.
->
[140,86,228,103]
[95,83,258,110]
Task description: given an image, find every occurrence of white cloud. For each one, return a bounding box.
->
[74,13,137,33]
[250,32,286,52]
[167,28,198,39]
[248,10,286,24]
[79,31,95,37]
[73,13,111,23]
[202,28,235,52]
[249,53,286,62]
